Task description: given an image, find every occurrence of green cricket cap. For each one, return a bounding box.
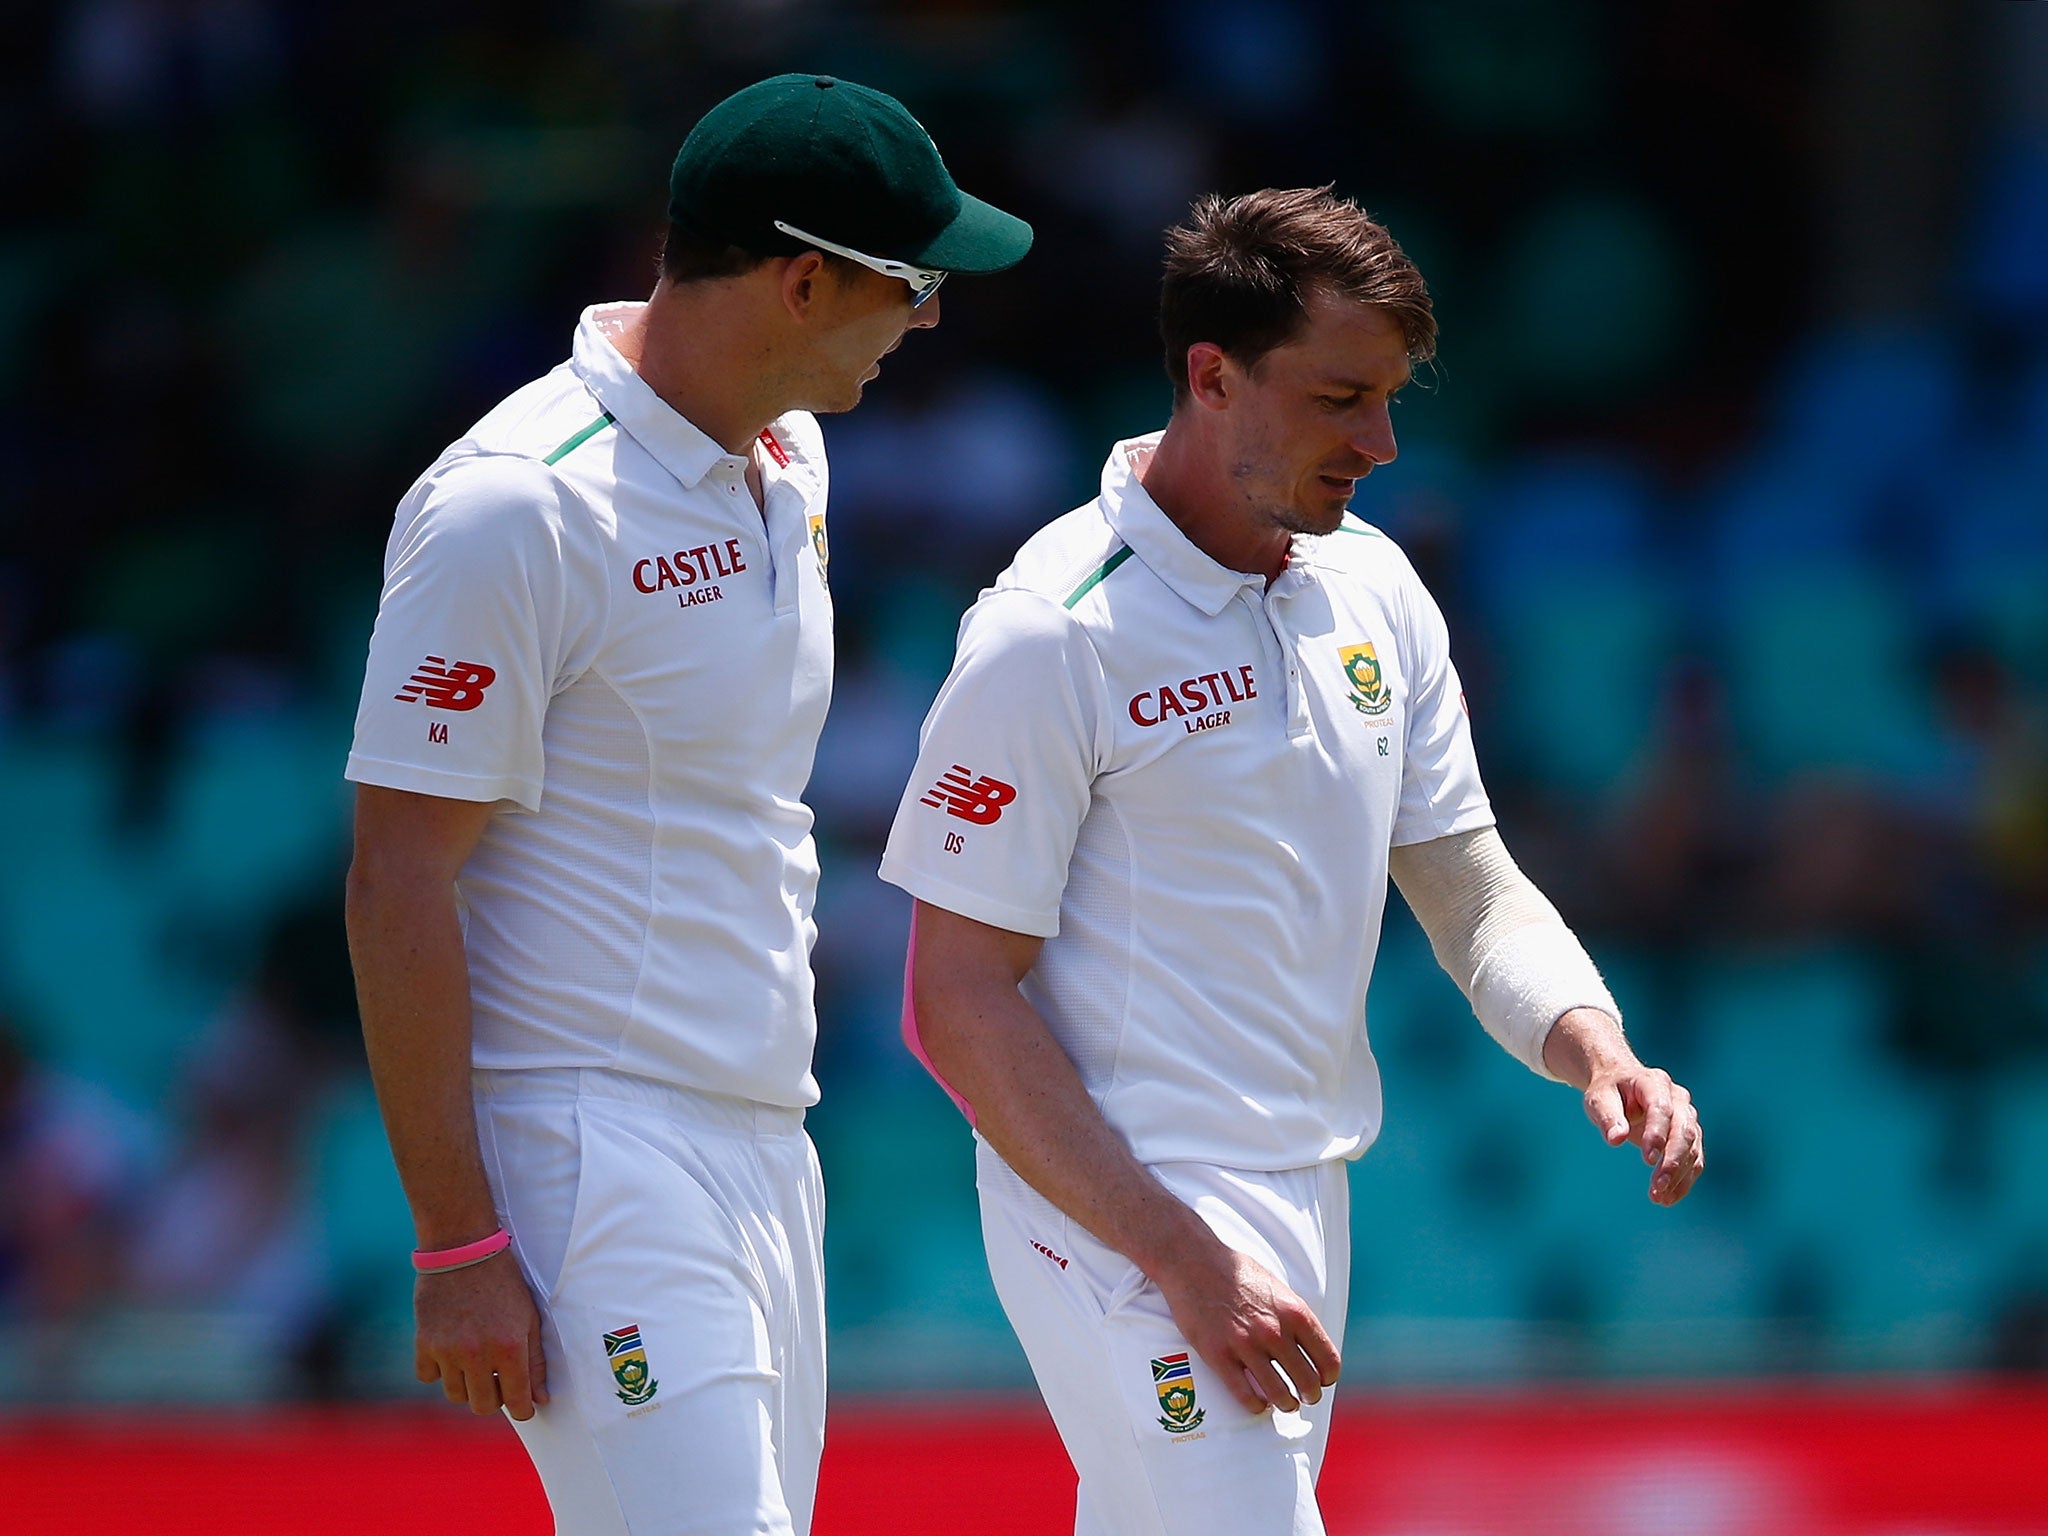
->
[668,74,1032,274]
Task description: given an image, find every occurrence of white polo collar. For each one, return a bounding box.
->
[571,302,731,490]
[1100,434,1267,617]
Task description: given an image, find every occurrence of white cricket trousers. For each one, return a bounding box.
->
[474,1067,826,1536]
[977,1137,1350,1536]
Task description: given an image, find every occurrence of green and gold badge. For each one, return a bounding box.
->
[1151,1352,1205,1434]
[604,1324,658,1407]
[1339,641,1392,716]
[809,512,829,582]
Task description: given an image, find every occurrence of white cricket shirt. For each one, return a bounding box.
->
[348,302,834,1107]
[881,434,1493,1169]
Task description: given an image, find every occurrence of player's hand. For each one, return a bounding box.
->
[415,1251,550,1419]
[1155,1243,1339,1416]
[1583,1062,1704,1206]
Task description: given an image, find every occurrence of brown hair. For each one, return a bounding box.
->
[1158,187,1436,403]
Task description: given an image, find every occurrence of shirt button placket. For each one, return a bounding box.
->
[1262,584,1311,736]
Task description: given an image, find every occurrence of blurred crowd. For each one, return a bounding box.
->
[1,0,2044,1398]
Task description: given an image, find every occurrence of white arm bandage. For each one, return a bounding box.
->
[1387,827,1621,1080]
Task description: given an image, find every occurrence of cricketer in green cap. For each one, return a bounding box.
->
[344,71,1032,1536]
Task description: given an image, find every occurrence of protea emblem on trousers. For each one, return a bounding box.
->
[604,1324,659,1406]
[1151,1352,1205,1434]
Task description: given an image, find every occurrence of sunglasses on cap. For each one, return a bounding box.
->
[772,219,948,307]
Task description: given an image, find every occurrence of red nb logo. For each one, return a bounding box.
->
[395,656,498,712]
[920,765,1017,825]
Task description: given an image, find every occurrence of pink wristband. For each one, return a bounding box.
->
[412,1228,511,1274]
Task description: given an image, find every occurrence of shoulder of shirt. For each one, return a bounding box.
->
[988,501,1136,621]
[457,362,614,470]
[400,367,613,536]
[1296,512,1422,587]
[763,409,825,466]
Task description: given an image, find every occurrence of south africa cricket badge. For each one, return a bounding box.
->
[604,1324,658,1406]
[808,512,830,583]
[1151,1352,1205,1434]
[1339,641,1393,717]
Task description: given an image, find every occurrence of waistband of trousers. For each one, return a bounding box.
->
[473,1066,806,1139]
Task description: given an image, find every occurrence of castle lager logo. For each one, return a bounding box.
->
[1151,1352,1205,1434]
[604,1324,658,1407]
[1339,641,1392,716]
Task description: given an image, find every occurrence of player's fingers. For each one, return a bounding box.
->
[439,1362,469,1406]
[1188,1334,1266,1414]
[1242,1365,1269,1413]
[1655,1105,1703,1204]
[1633,1075,1675,1165]
[1656,1088,1694,1166]
[466,1360,506,1417]
[1584,1081,1629,1146]
[529,1318,550,1406]
[416,1342,441,1385]
[494,1338,536,1421]
[1275,1340,1325,1407]
[1245,1354,1299,1415]
[1282,1299,1342,1388]
[1216,1361,1264,1414]
[500,1370,535,1421]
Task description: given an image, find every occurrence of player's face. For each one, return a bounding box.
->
[1223,293,1410,537]
[800,263,941,413]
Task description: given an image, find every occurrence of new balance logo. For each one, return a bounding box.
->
[920,765,1017,825]
[395,656,497,711]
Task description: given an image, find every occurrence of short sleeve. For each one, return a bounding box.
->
[346,454,599,813]
[1390,557,1494,846]
[879,590,1108,938]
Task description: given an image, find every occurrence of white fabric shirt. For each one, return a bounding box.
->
[881,434,1493,1169]
[347,302,833,1107]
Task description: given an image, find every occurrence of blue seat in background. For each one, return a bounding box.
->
[1988,1069,2048,1242]
[1687,947,1888,1098]
[1484,582,1674,797]
[1712,562,1918,780]
[809,1080,1003,1335]
[1677,949,1991,1347]
[1465,456,1672,797]
[0,707,356,1111]
[307,1078,415,1340]
[1466,453,1656,607]
[1699,451,1872,576]
[1765,328,1966,504]
[156,711,353,930]
[1348,1107,1542,1327]
[0,737,204,1106]
[1928,446,2048,675]
[1805,1065,1989,1347]
[1361,924,1484,1090]
[1356,934,1578,1332]
[807,1079,1027,1389]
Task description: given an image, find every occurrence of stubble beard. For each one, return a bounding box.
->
[1231,451,1348,539]
[1259,487,1347,538]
